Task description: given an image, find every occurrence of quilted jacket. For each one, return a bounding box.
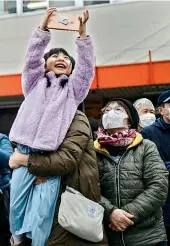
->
[95,133,168,246]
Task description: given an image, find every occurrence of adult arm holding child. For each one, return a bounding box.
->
[9,112,91,177]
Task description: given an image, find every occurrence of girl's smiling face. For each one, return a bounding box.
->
[45,52,72,76]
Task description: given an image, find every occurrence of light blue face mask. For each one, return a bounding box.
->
[102,109,129,129]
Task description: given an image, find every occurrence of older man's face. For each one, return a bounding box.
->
[137,104,155,116]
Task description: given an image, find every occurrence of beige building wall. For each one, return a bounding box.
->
[0,1,170,75]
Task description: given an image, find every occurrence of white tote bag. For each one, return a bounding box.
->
[58,186,104,242]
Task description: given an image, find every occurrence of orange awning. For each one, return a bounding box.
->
[0,60,170,97]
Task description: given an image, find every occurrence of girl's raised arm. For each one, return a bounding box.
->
[69,10,95,104]
[22,8,56,96]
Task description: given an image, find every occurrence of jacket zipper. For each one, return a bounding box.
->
[97,148,130,246]
[116,152,127,246]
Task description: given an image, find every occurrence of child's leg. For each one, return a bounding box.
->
[10,145,36,243]
[25,177,61,246]
[10,167,35,241]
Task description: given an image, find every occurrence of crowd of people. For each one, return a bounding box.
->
[0,7,170,246]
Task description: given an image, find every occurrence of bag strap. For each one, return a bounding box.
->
[66,186,82,195]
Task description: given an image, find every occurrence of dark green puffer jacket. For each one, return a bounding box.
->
[95,133,168,246]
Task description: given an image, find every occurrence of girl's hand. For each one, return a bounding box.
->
[78,10,89,38]
[40,8,56,31]
[9,149,29,169]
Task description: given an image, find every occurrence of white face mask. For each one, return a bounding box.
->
[102,109,129,129]
[139,113,156,128]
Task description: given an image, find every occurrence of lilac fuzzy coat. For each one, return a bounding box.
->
[9,28,94,151]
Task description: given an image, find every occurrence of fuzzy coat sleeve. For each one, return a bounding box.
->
[22,28,51,96]
[69,37,95,105]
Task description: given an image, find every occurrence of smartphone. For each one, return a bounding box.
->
[47,11,79,32]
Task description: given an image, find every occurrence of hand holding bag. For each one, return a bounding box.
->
[58,186,104,242]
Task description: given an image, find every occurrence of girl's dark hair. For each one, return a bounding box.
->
[44,48,75,72]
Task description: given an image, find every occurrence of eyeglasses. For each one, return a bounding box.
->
[102,106,125,114]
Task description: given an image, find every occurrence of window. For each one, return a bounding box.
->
[49,1,75,8]
[23,0,75,13]
[0,0,17,15]
[23,0,48,12]
[84,0,109,6]
[0,0,112,16]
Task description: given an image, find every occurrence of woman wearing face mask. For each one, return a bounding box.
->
[95,98,168,246]
[133,98,156,130]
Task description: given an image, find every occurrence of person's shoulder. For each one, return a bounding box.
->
[142,138,155,146]
[75,110,86,118]
[141,138,158,152]
[0,133,9,141]
[141,124,155,133]
[140,123,157,139]
[68,110,91,135]
[73,110,89,124]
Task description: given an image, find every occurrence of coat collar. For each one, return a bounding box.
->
[94,133,143,155]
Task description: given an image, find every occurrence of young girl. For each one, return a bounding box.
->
[9,8,95,246]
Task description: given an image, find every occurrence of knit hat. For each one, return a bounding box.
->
[157,90,170,107]
[102,98,139,130]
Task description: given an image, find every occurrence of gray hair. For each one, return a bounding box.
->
[133,98,154,110]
